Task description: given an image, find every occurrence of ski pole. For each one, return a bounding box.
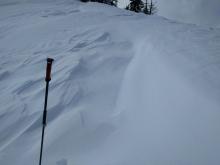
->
[39,58,54,165]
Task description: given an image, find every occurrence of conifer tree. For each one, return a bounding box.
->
[143,0,157,15]
[143,0,149,14]
[127,0,144,13]
[148,0,157,15]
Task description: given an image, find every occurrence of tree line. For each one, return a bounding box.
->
[80,0,157,15]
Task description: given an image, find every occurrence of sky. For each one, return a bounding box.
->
[118,0,220,27]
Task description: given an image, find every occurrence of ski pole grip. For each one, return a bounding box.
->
[45,58,54,82]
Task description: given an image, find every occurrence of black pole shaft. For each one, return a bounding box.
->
[39,81,49,165]
[39,125,45,165]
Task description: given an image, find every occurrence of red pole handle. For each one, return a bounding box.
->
[45,58,54,82]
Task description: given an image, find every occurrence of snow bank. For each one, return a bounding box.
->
[0,1,220,165]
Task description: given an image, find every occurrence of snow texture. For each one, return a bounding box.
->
[0,0,220,165]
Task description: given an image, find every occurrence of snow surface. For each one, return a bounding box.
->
[0,0,220,165]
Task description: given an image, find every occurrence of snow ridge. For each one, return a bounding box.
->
[0,1,220,165]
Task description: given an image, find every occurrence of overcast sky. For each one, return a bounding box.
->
[119,0,220,27]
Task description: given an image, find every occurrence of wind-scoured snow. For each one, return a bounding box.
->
[0,0,220,165]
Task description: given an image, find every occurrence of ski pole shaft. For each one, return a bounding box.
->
[39,58,54,165]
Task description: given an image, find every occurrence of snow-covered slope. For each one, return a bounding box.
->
[0,1,220,165]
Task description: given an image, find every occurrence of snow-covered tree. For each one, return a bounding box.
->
[126,0,156,14]
[148,0,157,15]
[143,0,149,14]
[127,0,144,13]
[143,0,157,15]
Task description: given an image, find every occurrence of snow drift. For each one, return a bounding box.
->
[0,0,220,165]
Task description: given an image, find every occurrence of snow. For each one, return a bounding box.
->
[0,0,220,165]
